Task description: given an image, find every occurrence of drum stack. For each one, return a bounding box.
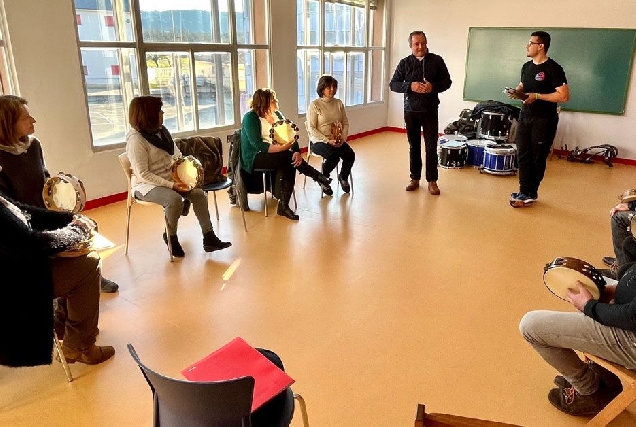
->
[439,107,518,175]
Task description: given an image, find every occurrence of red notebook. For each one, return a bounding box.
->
[181,337,295,412]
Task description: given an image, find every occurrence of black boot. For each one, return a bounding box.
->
[203,230,232,252]
[277,201,299,220]
[314,174,333,196]
[163,232,185,257]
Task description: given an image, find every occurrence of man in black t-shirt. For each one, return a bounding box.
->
[507,31,570,208]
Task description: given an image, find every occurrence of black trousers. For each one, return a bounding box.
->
[310,141,355,181]
[253,151,321,204]
[404,109,439,182]
[515,115,559,198]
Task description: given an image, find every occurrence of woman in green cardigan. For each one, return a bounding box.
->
[241,89,332,220]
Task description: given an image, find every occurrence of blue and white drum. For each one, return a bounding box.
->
[439,134,468,145]
[466,139,488,167]
[480,144,517,175]
[439,140,468,169]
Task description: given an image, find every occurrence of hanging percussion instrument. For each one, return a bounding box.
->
[172,155,204,190]
[543,257,606,301]
[42,173,87,213]
[269,119,300,146]
[438,140,468,169]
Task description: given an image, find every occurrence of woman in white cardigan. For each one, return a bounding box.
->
[306,75,356,193]
[125,96,230,257]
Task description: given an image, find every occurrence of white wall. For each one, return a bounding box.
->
[2,0,389,201]
[388,0,636,159]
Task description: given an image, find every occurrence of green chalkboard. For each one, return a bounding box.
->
[463,27,636,115]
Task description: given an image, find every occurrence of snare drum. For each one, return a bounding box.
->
[42,173,87,213]
[480,144,517,175]
[543,257,606,301]
[172,156,204,189]
[478,111,510,141]
[466,139,488,167]
[438,140,468,169]
[439,134,468,145]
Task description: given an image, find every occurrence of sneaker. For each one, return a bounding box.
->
[554,361,623,390]
[100,277,119,293]
[510,193,535,208]
[510,192,520,200]
[62,344,115,365]
[203,231,232,252]
[163,232,185,257]
[338,174,351,193]
[603,256,617,267]
[548,380,621,416]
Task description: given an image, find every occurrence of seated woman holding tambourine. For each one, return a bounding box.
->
[241,88,332,221]
[126,96,230,257]
[0,95,119,297]
[519,261,636,417]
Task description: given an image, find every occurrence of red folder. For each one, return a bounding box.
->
[181,337,295,412]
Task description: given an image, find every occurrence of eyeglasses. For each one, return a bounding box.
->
[527,41,542,46]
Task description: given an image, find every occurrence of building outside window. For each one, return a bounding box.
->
[74,0,270,148]
[0,2,16,95]
[296,0,385,114]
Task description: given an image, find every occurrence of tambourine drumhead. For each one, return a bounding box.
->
[270,120,299,145]
[42,173,86,213]
[543,257,606,301]
[172,156,203,189]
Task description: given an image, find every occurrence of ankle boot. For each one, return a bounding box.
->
[163,232,185,257]
[277,201,299,220]
[314,173,333,196]
[203,230,232,252]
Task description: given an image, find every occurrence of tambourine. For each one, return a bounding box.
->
[42,173,87,213]
[631,214,636,238]
[543,257,606,301]
[269,119,300,145]
[171,155,204,190]
[620,189,636,204]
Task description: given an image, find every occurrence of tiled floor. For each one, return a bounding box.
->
[1,132,636,426]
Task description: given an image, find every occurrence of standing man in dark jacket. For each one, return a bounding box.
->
[390,31,452,195]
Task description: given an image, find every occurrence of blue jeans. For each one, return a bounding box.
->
[519,310,636,393]
[136,186,212,236]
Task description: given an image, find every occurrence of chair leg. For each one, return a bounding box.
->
[212,191,220,221]
[163,217,174,262]
[293,393,309,427]
[54,332,73,382]
[303,149,315,189]
[262,173,269,217]
[124,204,132,255]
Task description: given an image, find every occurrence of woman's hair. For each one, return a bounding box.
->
[0,95,29,145]
[316,75,338,97]
[249,88,277,118]
[129,96,163,133]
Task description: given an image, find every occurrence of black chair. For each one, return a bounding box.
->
[128,344,308,427]
[202,177,233,221]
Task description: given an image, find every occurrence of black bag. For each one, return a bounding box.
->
[566,144,618,167]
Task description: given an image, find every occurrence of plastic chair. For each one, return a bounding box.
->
[118,153,174,262]
[128,344,308,427]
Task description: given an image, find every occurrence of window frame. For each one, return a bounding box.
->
[73,0,271,150]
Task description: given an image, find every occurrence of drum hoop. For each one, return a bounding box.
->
[173,155,204,188]
[42,173,86,213]
[543,257,606,301]
[269,119,300,145]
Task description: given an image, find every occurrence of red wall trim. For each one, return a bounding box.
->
[85,128,635,210]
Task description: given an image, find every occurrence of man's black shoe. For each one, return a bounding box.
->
[203,231,231,252]
[277,203,299,220]
[603,256,617,267]
[100,277,119,293]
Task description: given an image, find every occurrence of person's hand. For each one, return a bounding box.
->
[291,152,302,167]
[411,81,427,93]
[327,139,339,147]
[611,203,630,217]
[173,182,191,193]
[422,81,433,93]
[72,214,97,234]
[566,281,594,311]
[523,93,538,105]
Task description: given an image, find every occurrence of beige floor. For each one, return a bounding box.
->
[2,132,636,427]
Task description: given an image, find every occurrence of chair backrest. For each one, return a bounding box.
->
[128,344,255,427]
[174,136,224,185]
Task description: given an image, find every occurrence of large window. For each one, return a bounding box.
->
[0,2,15,94]
[74,0,270,148]
[296,0,385,114]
